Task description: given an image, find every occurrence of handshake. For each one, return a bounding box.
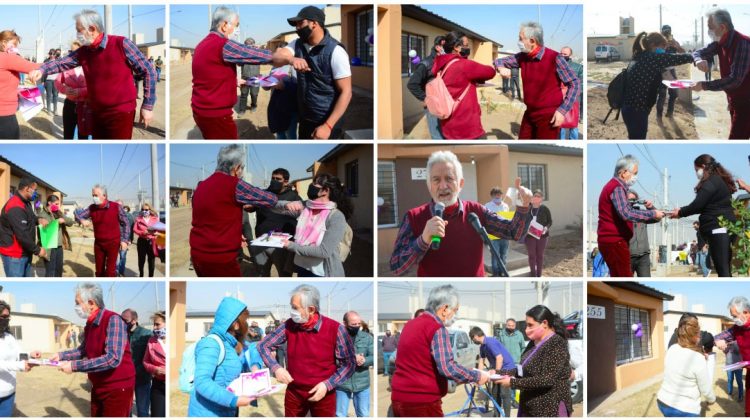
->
[27,69,43,84]
[652,208,680,221]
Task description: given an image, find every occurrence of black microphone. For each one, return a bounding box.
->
[431,202,445,250]
[468,212,492,246]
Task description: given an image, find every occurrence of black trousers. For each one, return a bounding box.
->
[238,85,259,112]
[707,232,734,277]
[0,114,20,139]
[137,237,155,277]
[630,253,651,277]
[62,98,78,139]
[44,247,65,277]
[150,379,165,417]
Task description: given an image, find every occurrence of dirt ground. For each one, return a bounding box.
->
[0,224,165,277]
[587,61,700,140]
[14,355,91,417]
[404,84,584,140]
[17,77,166,140]
[169,206,373,277]
[169,60,373,140]
[377,372,583,417]
[589,351,745,417]
[170,370,374,417]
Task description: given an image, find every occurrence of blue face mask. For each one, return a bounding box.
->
[654,48,666,54]
[30,190,38,201]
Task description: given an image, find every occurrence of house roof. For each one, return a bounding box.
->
[604,282,674,301]
[170,46,195,51]
[664,310,732,322]
[270,23,342,43]
[402,5,502,47]
[307,144,360,173]
[137,41,166,48]
[14,311,73,324]
[169,186,194,192]
[187,311,276,320]
[0,155,66,196]
[507,144,583,157]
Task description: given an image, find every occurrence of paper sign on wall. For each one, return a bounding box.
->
[411,168,428,180]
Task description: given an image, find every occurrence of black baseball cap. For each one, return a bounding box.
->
[661,25,671,33]
[287,6,325,26]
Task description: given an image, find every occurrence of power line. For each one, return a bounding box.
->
[108,145,129,189]
[111,145,141,192]
[43,6,59,32]
[549,5,568,43]
[172,22,203,39]
[120,282,151,309]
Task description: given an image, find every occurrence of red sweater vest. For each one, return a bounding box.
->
[597,178,633,244]
[190,172,242,261]
[284,316,339,388]
[407,201,487,276]
[731,325,750,364]
[84,309,135,390]
[192,32,237,117]
[88,201,122,244]
[391,313,446,403]
[77,35,137,113]
[718,30,750,106]
[519,48,564,115]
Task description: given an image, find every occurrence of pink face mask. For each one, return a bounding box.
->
[49,203,60,212]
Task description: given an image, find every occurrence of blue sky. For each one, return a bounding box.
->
[2,281,164,327]
[1,144,165,204]
[185,281,374,323]
[642,281,745,316]
[420,4,584,57]
[169,143,343,189]
[171,4,327,48]
[0,5,165,58]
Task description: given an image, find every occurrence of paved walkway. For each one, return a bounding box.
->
[691,66,730,140]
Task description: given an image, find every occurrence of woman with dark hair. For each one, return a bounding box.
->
[279,173,353,277]
[37,194,73,277]
[431,30,496,139]
[0,301,41,416]
[669,154,737,277]
[524,190,552,277]
[495,305,572,417]
[620,32,694,139]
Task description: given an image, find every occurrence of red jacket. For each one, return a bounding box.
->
[431,54,496,139]
[142,336,166,382]
[0,193,41,258]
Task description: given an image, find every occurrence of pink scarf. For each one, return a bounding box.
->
[295,200,337,246]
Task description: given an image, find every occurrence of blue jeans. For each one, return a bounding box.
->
[134,381,151,416]
[560,127,579,139]
[117,248,128,276]
[335,388,370,417]
[1,254,32,277]
[382,351,394,376]
[0,393,15,417]
[696,251,709,277]
[490,239,509,275]
[728,368,744,396]
[621,105,649,139]
[425,109,444,140]
[156,68,161,82]
[275,112,299,139]
[657,400,699,417]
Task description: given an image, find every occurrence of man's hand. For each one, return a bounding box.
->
[57,217,66,224]
[495,376,512,388]
[23,361,32,372]
[49,353,60,362]
[38,218,49,227]
[290,57,310,73]
[653,210,665,221]
[307,381,328,402]
[155,367,166,376]
[312,123,332,140]
[550,110,565,128]
[30,350,42,359]
[139,108,153,129]
[516,177,533,208]
[644,200,654,209]
[120,242,129,251]
[498,67,511,78]
[236,396,257,407]
[693,82,704,92]
[58,361,74,374]
[421,216,447,245]
[738,178,750,193]
[356,354,365,366]
[285,201,304,212]
[38,248,47,259]
[696,60,709,73]
[476,371,491,386]
[274,367,294,384]
[715,339,728,351]
[28,69,42,84]
[239,79,247,87]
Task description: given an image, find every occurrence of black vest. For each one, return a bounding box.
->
[294,30,344,123]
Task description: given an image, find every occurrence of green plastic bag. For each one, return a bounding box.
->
[38,220,59,249]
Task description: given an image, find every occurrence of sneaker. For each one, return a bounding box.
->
[707,269,712,277]
[665,110,674,118]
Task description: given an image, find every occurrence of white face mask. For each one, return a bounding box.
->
[734,314,748,327]
[443,307,457,327]
[76,32,92,47]
[626,174,638,186]
[290,309,308,324]
[708,29,721,43]
[696,168,704,180]
[74,304,88,319]
[517,41,528,53]
[92,196,102,205]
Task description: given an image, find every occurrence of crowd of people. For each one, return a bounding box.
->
[189,144,355,277]
[407,22,581,140]
[0,177,164,277]
[191,6,353,140]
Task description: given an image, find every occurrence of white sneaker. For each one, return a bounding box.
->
[706,269,712,277]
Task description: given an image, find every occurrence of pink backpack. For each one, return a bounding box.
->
[424,58,472,120]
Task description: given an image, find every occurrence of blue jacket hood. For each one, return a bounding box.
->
[210,297,247,342]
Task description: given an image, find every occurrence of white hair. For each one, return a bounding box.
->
[291,284,320,311]
[728,296,750,313]
[92,184,108,197]
[426,285,459,314]
[215,144,245,174]
[520,21,544,46]
[706,8,734,31]
[614,155,639,177]
[74,9,104,33]
[76,282,105,309]
[426,150,463,184]
[212,6,238,32]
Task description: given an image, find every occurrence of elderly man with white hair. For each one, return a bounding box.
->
[597,155,664,277]
[692,8,750,139]
[190,144,279,277]
[30,9,156,139]
[494,22,581,139]
[390,285,491,417]
[390,150,532,277]
[715,296,750,416]
[50,282,136,417]
[258,284,355,417]
[75,185,131,277]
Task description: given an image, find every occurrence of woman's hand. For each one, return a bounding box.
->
[285,201,304,212]
[155,367,166,376]
[281,238,291,249]
[29,350,42,359]
[236,396,257,407]
[516,178,532,208]
[495,376,512,388]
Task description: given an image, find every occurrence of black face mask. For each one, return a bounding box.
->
[460,47,470,58]
[506,328,515,334]
[0,319,9,333]
[346,326,360,336]
[296,25,313,42]
[563,56,571,62]
[268,179,283,194]
[307,184,321,200]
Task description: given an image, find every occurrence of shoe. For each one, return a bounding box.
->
[250,106,257,112]
[665,110,674,118]
[707,269,712,276]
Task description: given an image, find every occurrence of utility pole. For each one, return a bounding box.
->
[154,282,160,310]
[663,167,670,274]
[128,5,133,42]
[504,282,511,323]
[151,144,161,211]
[100,145,104,185]
[537,5,541,23]
[104,5,113,34]
[694,19,698,48]
[208,5,212,30]
[701,16,704,47]
[418,282,424,310]
[587,206,593,250]
[491,291,496,335]
[659,4,662,31]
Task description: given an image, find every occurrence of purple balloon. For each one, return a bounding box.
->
[634,322,643,338]
[411,56,421,65]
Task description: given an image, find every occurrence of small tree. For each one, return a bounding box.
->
[718,199,750,276]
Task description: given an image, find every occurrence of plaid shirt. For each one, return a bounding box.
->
[495,48,581,115]
[235,179,278,207]
[39,34,157,110]
[218,32,274,65]
[426,311,481,383]
[389,200,531,276]
[694,30,750,92]
[258,316,356,391]
[76,201,132,243]
[59,309,129,373]
[609,178,658,222]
